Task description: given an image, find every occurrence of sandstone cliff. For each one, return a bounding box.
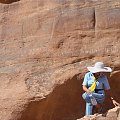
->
[0,0,120,120]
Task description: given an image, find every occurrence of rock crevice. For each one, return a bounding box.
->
[0,0,20,4]
[0,0,120,120]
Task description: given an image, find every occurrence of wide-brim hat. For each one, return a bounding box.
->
[87,62,112,73]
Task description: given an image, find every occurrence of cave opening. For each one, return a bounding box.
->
[0,0,20,4]
[19,74,85,120]
[18,71,119,120]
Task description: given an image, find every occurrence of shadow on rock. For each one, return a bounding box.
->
[19,74,85,120]
[0,0,20,4]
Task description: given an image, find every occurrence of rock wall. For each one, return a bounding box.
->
[0,0,120,120]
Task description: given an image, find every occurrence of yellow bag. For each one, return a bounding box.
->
[89,76,97,92]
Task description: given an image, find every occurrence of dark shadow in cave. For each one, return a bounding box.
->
[19,74,86,120]
[19,72,119,120]
[0,0,20,4]
[109,71,120,103]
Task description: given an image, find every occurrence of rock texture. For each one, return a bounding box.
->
[0,0,120,120]
[78,106,120,120]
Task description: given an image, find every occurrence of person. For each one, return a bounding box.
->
[82,62,120,116]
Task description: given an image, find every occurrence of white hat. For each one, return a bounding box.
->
[87,62,112,73]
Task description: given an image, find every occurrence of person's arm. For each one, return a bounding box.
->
[105,89,113,100]
[82,73,91,94]
[103,76,119,106]
[106,89,120,107]
[83,85,91,94]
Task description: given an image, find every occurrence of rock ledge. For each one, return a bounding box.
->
[78,106,120,120]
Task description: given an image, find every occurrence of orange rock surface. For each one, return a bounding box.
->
[0,0,120,120]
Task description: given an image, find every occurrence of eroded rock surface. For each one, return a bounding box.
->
[78,106,120,120]
[0,0,120,120]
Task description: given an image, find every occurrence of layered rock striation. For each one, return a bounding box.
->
[0,0,120,120]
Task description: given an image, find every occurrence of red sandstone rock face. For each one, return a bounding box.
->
[0,0,120,120]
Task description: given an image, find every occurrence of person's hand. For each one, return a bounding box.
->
[111,97,120,107]
[86,89,92,95]
[83,85,92,95]
[113,100,120,107]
